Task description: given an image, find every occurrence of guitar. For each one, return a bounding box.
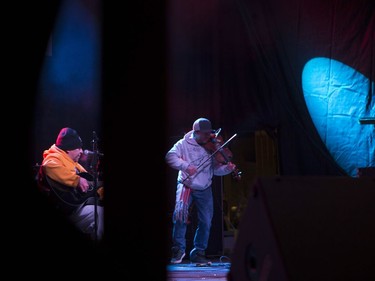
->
[45,173,104,207]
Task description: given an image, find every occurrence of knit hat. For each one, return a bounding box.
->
[56,127,83,151]
[192,118,212,132]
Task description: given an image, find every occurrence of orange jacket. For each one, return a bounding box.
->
[42,144,87,188]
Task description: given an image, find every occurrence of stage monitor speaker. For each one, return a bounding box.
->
[229,176,375,281]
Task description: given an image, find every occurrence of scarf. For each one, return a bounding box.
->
[173,185,191,223]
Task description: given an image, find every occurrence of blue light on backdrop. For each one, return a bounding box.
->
[302,57,374,177]
[40,0,101,103]
[33,0,101,160]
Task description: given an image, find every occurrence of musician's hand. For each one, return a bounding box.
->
[186,165,198,176]
[226,162,236,172]
[78,177,90,192]
[97,186,104,200]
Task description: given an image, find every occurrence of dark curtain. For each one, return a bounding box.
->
[166,0,374,176]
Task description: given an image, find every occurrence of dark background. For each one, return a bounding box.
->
[6,0,374,279]
[7,0,167,279]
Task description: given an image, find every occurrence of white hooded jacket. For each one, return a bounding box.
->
[165,130,234,190]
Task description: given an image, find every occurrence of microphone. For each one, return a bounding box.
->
[83,149,104,157]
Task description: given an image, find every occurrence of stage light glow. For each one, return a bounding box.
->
[302,57,374,177]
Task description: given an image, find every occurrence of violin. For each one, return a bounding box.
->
[202,130,242,181]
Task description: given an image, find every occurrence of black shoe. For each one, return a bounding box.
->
[189,248,211,264]
[171,247,186,264]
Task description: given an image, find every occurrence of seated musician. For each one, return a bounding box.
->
[37,127,104,241]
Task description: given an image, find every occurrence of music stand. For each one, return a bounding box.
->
[359,117,375,125]
[357,117,375,178]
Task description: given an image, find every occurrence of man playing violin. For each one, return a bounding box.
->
[165,117,236,264]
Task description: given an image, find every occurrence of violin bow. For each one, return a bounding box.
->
[180,133,238,184]
[209,133,237,159]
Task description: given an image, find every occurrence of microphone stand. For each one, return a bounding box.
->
[90,131,100,243]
